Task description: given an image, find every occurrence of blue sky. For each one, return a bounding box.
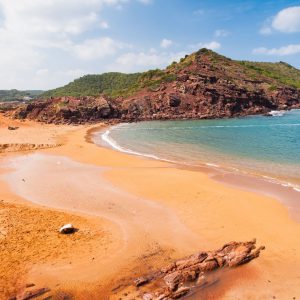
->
[0,0,299,90]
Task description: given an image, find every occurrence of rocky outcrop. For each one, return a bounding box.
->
[8,50,300,124]
[11,96,119,124]
[132,239,264,299]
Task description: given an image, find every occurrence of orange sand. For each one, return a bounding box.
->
[0,114,300,299]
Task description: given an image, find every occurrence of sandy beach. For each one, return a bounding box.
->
[1,114,300,299]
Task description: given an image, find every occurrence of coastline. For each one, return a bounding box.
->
[94,123,300,222]
[1,115,300,299]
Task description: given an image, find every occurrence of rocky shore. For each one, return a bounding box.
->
[7,50,300,125]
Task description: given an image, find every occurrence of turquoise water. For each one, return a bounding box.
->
[96,109,300,188]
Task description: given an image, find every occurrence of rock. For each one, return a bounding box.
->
[8,126,19,130]
[196,273,208,287]
[59,224,75,234]
[164,271,182,291]
[134,276,149,287]
[132,240,264,299]
[25,283,35,288]
[177,74,189,82]
[171,286,190,299]
[182,270,197,282]
[16,287,50,300]
[155,294,169,300]
[168,95,181,107]
[175,252,207,270]
[143,293,154,300]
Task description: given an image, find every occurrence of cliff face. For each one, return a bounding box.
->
[11,49,300,124]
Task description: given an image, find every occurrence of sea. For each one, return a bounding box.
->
[93,109,300,211]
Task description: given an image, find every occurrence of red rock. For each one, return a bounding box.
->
[171,286,190,299]
[196,273,208,287]
[134,276,149,287]
[16,287,50,300]
[143,293,154,300]
[133,240,264,299]
[164,271,182,291]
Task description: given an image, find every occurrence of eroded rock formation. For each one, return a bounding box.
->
[133,239,264,300]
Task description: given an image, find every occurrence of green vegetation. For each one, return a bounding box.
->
[238,61,300,88]
[167,53,196,72]
[42,72,141,98]
[42,70,177,99]
[0,89,43,102]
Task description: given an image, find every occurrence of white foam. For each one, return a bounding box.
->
[101,129,175,163]
[205,163,220,168]
[260,175,300,192]
[269,110,285,117]
[113,124,300,131]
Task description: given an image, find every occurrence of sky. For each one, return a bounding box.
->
[0,0,300,90]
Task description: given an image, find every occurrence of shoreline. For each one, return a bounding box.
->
[1,115,300,299]
[93,123,300,222]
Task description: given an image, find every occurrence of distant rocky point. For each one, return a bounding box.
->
[7,49,300,124]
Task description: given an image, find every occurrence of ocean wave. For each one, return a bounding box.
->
[268,110,285,117]
[261,175,300,193]
[112,123,300,131]
[205,163,220,168]
[101,130,176,163]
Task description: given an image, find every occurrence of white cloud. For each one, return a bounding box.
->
[160,38,173,49]
[111,50,186,72]
[100,21,109,29]
[189,41,221,51]
[72,37,129,60]
[253,44,300,56]
[260,6,300,34]
[36,69,49,76]
[214,29,229,38]
[0,0,120,38]
[0,0,146,89]
[272,6,300,33]
[202,41,221,50]
[111,40,222,73]
[33,69,88,90]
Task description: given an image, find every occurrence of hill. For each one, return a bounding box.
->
[42,49,300,99]
[0,90,43,102]
[11,49,300,124]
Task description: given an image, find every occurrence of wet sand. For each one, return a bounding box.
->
[0,115,300,299]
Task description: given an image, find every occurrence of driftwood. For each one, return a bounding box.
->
[134,239,265,300]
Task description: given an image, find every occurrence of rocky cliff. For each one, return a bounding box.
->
[10,49,300,124]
